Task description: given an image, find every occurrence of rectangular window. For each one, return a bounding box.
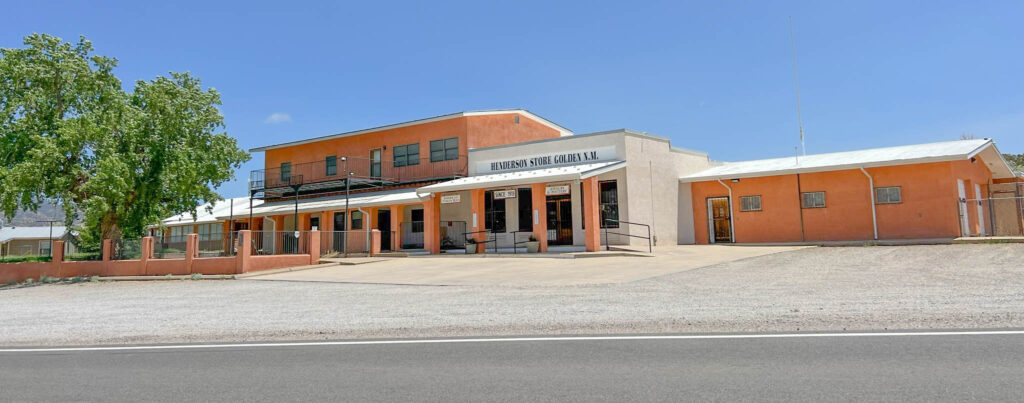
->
[518,188,533,231]
[197,223,222,241]
[325,156,337,176]
[599,180,619,228]
[801,191,826,208]
[280,162,291,183]
[39,240,51,256]
[875,186,902,204]
[170,226,185,237]
[430,137,459,162]
[740,195,762,212]
[393,143,420,167]
[351,211,363,230]
[484,190,507,233]
[410,209,424,233]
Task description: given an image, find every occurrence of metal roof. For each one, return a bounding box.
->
[0,226,67,243]
[417,161,627,194]
[680,139,1015,182]
[220,189,423,219]
[162,197,262,226]
[249,109,573,152]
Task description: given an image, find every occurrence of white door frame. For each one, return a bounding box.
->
[707,196,733,244]
[957,179,970,236]
[974,183,986,236]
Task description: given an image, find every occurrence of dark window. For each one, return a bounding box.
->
[484,190,507,233]
[801,191,826,208]
[280,162,291,182]
[518,188,533,231]
[393,143,421,167]
[875,186,902,204]
[333,211,346,231]
[325,156,337,176]
[351,211,363,229]
[411,209,424,233]
[600,180,619,228]
[430,137,459,162]
[740,195,762,211]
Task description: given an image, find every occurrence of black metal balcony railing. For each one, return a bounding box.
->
[250,155,467,195]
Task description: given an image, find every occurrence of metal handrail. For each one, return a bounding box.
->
[510,230,532,254]
[601,219,652,253]
[464,230,497,253]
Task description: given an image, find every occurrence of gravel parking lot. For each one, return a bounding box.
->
[1,244,1023,346]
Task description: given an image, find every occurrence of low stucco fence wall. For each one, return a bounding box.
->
[0,229,374,284]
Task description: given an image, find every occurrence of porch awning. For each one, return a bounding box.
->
[417,160,626,194]
[218,188,424,219]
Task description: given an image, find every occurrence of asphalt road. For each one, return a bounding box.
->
[2,331,1023,402]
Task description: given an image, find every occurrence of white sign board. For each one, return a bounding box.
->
[545,184,570,196]
[476,146,616,174]
[441,194,461,204]
[493,189,516,199]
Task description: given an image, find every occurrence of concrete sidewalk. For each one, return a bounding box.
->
[243,245,811,286]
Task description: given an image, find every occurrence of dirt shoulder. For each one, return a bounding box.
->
[1,244,1022,346]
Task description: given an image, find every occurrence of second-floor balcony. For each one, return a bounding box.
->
[250,155,467,198]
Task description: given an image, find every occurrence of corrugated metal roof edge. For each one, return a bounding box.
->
[679,140,1002,183]
[248,109,573,152]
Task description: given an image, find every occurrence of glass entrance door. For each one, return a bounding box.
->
[546,195,573,245]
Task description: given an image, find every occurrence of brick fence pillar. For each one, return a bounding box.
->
[102,239,112,262]
[308,229,320,265]
[370,229,381,256]
[236,230,251,274]
[141,236,153,275]
[51,240,65,278]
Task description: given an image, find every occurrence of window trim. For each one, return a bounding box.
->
[430,137,459,162]
[801,191,826,209]
[599,180,619,229]
[739,195,762,212]
[393,143,421,167]
[875,186,902,205]
[325,156,337,176]
[350,211,363,230]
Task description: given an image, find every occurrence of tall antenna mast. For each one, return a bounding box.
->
[789,16,806,156]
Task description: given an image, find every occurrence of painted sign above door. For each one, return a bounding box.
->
[545,184,570,196]
[493,189,516,199]
[476,146,616,174]
[441,194,461,204]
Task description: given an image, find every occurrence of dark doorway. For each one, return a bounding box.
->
[378,209,392,251]
[310,216,320,231]
[708,197,732,243]
[546,194,573,245]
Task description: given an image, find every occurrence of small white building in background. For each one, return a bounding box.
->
[0,226,77,257]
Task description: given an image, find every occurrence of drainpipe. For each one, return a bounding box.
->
[715,179,735,243]
[859,168,879,240]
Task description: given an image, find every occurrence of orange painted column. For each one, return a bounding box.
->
[423,196,441,254]
[470,189,487,253]
[530,183,548,252]
[298,212,311,231]
[389,205,402,250]
[582,177,602,252]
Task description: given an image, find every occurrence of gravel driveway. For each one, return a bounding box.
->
[2,244,1023,346]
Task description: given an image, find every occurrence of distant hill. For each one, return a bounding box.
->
[1,204,78,227]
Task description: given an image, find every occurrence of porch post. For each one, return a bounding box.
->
[582,177,601,252]
[530,183,548,252]
[423,195,441,254]
[470,189,487,253]
[390,204,402,250]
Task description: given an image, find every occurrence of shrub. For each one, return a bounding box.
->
[0,255,52,263]
[190,273,202,280]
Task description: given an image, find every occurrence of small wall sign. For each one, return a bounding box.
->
[545,184,570,196]
[493,189,516,199]
[441,194,461,204]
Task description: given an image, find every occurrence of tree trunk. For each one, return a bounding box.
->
[100,213,121,242]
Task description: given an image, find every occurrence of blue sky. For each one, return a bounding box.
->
[4,1,1022,197]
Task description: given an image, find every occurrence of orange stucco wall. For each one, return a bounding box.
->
[690,159,996,244]
[264,113,561,170]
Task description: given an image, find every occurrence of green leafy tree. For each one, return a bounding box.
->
[1003,153,1024,173]
[0,34,249,241]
